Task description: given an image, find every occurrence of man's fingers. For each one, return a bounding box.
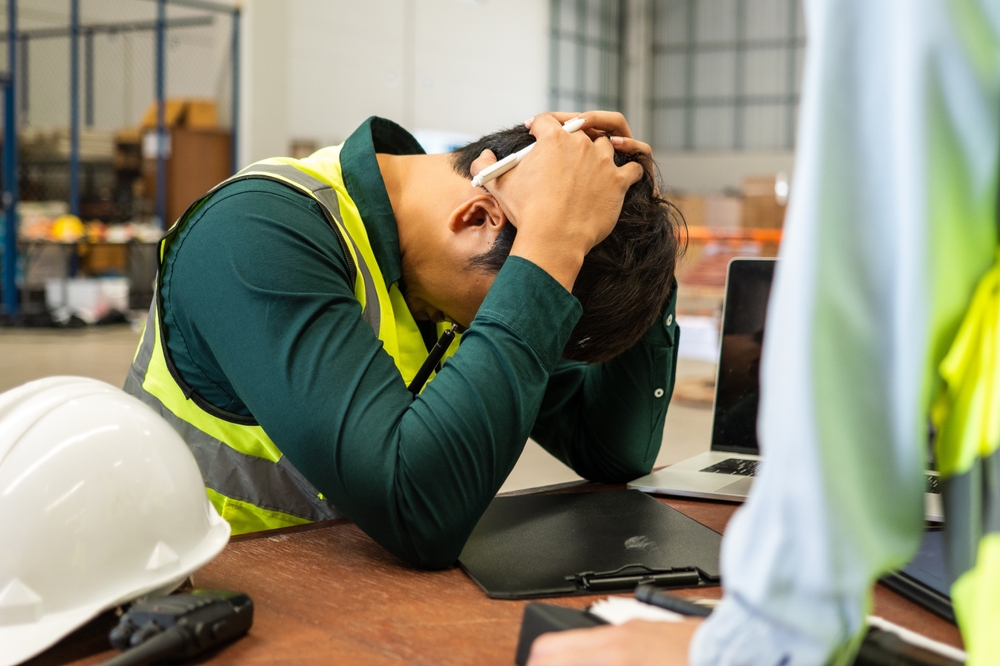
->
[527,113,567,140]
[469,149,498,179]
[611,136,652,155]
[619,160,645,187]
[594,134,617,158]
[527,112,649,162]
[528,626,617,666]
[529,111,634,138]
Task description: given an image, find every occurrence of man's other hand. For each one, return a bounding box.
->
[469,113,644,293]
[526,619,701,666]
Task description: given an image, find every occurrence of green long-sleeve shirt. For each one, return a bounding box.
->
[159,117,679,568]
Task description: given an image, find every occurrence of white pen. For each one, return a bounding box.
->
[470,117,587,188]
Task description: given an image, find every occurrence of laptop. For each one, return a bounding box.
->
[629,258,944,522]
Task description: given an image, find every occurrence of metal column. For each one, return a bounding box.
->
[84,29,94,127]
[2,0,18,317]
[19,35,27,122]
[155,0,167,227]
[69,0,80,217]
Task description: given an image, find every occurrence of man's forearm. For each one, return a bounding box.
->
[281,258,584,568]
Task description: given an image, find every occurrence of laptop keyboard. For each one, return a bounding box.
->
[700,458,759,476]
[699,460,942,492]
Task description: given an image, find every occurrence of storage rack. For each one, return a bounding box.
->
[0,0,242,319]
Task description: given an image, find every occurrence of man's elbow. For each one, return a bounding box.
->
[372,517,473,571]
[578,453,654,485]
[408,544,464,570]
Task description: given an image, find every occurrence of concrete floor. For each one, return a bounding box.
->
[0,324,715,493]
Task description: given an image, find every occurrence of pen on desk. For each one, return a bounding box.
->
[634,584,713,618]
[408,323,458,396]
[470,117,587,188]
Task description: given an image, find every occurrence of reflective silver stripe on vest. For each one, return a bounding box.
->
[236,163,381,335]
[942,449,1000,582]
[124,301,341,523]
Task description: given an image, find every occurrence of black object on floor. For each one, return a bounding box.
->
[459,490,722,599]
[99,590,253,666]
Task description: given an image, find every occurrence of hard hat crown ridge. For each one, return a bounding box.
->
[0,377,230,666]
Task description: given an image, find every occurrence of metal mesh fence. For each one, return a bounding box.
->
[6,0,236,220]
[549,0,625,113]
[650,0,805,151]
[547,0,805,151]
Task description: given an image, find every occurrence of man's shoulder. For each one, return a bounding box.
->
[200,176,324,220]
[164,174,351,282]
[174,176,341,251]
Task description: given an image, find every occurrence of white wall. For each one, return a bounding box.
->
[657,151,795,194]
[240,0,289,164]
[17,1,232,132]
[240,0,549,166]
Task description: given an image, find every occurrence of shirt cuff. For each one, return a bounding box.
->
[474,256,582,371]
[690,592,833,666]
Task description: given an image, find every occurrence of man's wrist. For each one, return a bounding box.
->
[475,257,582,371]
[509,234,587,292]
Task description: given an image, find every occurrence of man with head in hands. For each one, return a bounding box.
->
[125,110,685,569]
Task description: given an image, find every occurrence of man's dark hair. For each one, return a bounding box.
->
[451,124,686,364]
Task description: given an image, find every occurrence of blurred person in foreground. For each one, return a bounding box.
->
[529,0,1000,663]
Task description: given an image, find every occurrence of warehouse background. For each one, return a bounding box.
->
[0,0,803,492]
[239,0,800,192]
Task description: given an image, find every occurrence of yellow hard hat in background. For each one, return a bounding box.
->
[50,214,85,242]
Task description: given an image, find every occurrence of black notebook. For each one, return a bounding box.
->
[458,490,722,599]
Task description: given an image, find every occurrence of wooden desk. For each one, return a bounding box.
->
[30,489,962,665]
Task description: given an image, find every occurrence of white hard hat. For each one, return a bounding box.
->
[0,377,230,666]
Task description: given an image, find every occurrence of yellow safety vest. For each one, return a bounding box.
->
[931,249,1000,663]
[125,146,451,535]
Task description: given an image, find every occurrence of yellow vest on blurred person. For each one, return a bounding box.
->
[931,249,1000,663]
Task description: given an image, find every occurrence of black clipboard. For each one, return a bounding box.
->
[458,490,722,599]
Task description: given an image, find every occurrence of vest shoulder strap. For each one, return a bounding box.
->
[175,162,382,336]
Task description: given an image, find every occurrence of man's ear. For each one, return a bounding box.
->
[447,192,508,234]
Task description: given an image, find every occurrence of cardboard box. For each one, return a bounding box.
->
[80,243,128,276]
[704,196,743,228]
[143,128,232,224]
[185,100,219,129]
[673,195,743,229]
[742,174,788,229]
[672,195,705,228]
[141,99,186,129]
[141,99,218,129]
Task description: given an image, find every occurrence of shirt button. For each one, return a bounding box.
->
[665,314,673,326]
[654,388,665,398]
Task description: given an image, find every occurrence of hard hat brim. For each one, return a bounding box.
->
[0,521,229,666]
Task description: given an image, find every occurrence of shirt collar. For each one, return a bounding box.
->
[339,116,425,287]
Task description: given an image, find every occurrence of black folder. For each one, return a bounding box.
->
[458,489,722,599]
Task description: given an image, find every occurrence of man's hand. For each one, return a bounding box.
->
[469,113,644,293]
[527,110,653,161]
[527,619,701,666]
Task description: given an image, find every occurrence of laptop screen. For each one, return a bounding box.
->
[710,258,775,454]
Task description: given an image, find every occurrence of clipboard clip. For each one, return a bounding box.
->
[567,565,702,592]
